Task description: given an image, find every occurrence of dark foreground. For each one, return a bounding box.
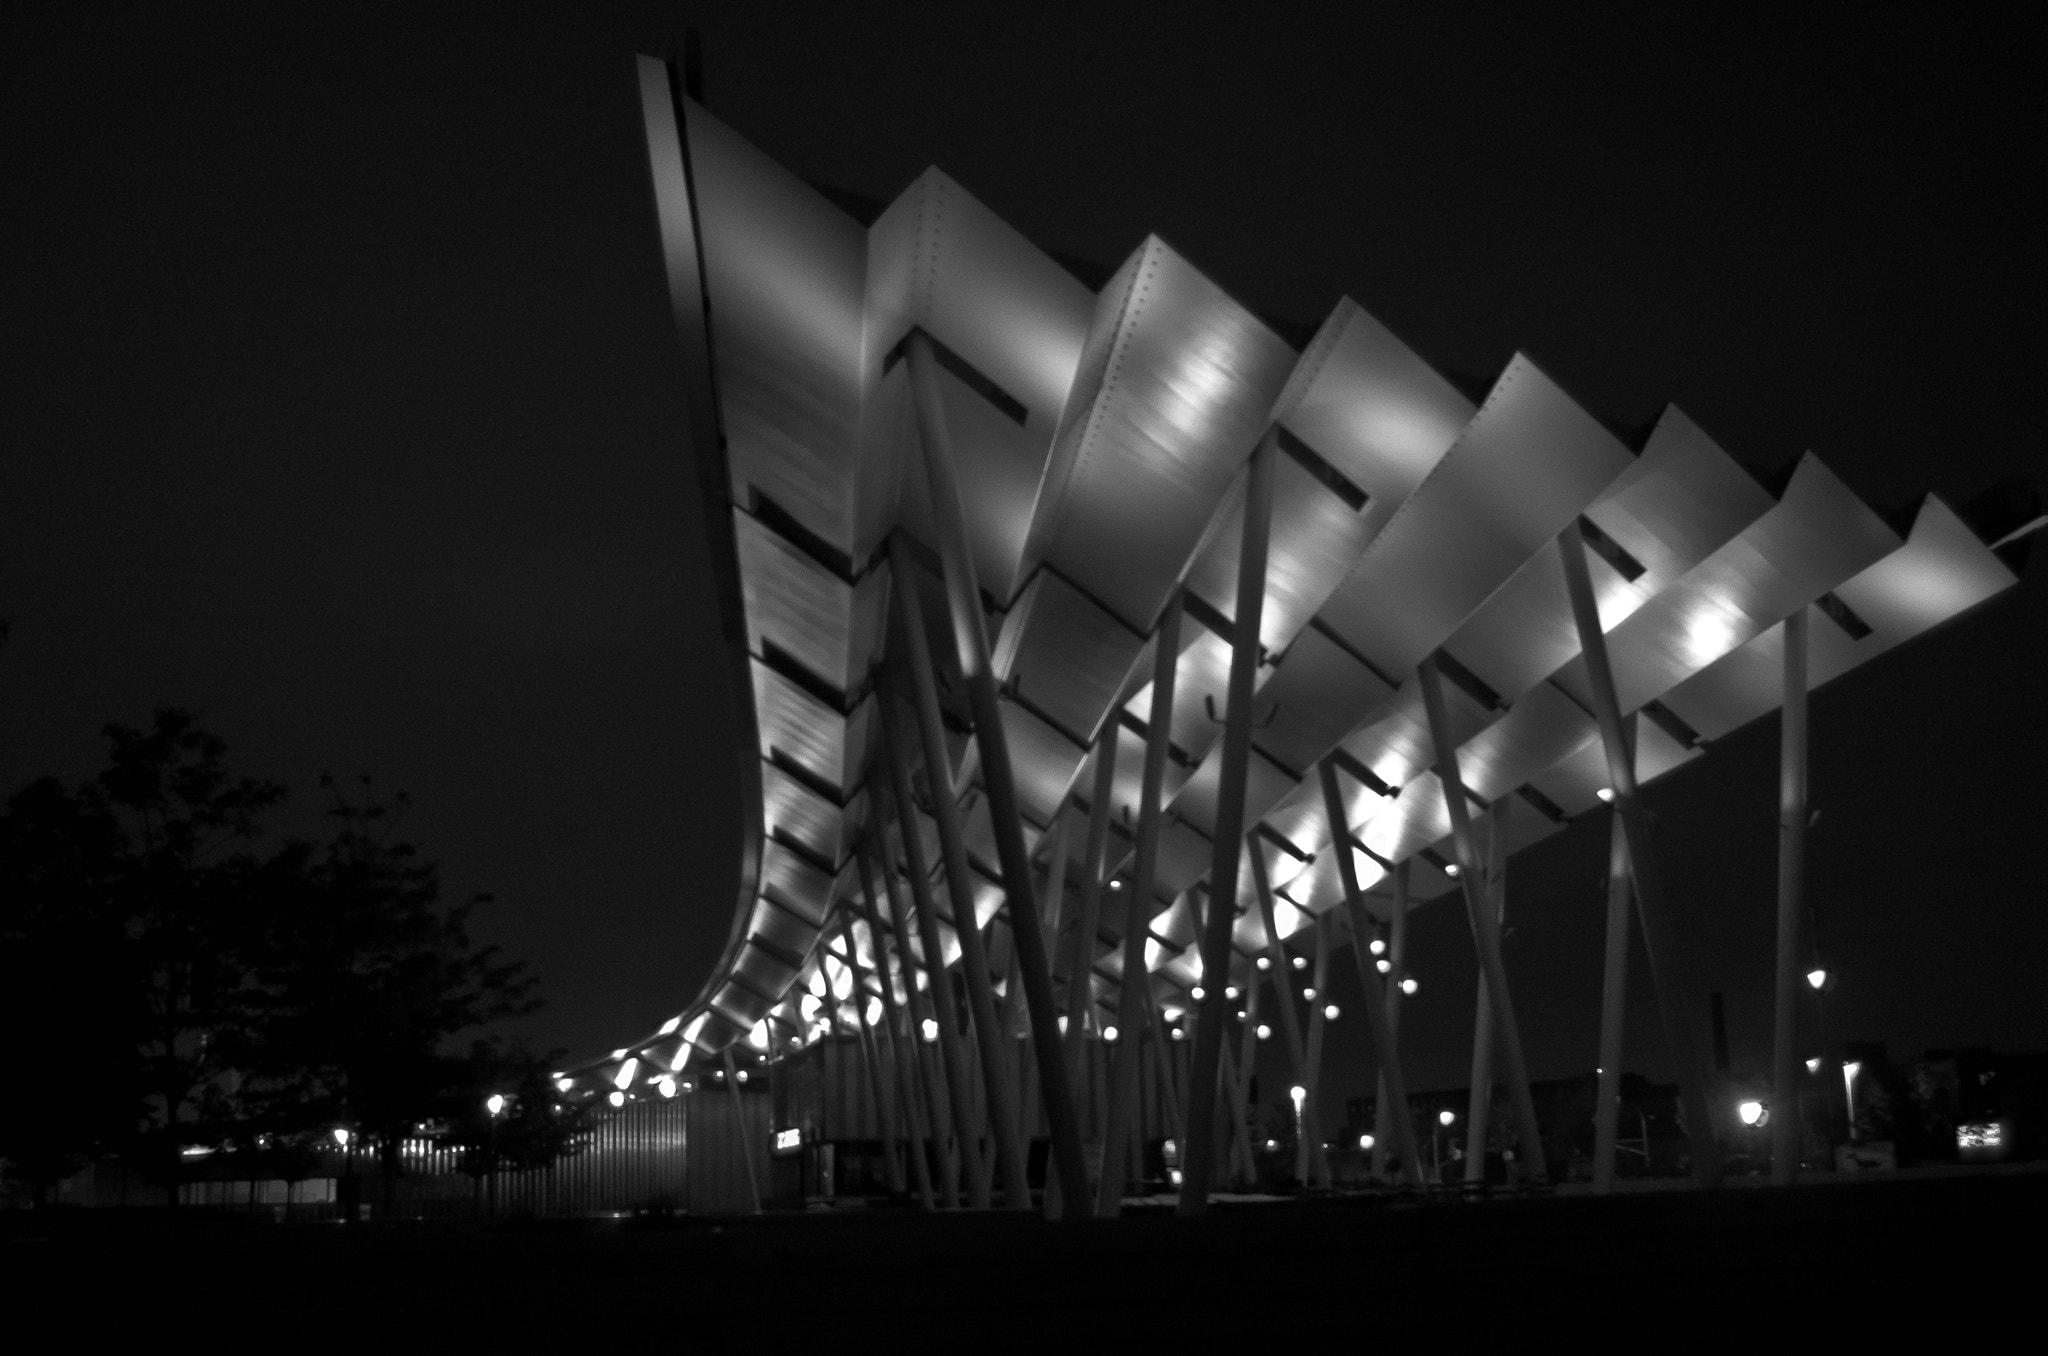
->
[6,1169,2040,1349]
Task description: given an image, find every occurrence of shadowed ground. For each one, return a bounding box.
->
[6,1168,2037,1347]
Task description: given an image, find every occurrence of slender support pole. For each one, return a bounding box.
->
[1463,805,1508,1184]
[886,558,1029,1209]
[1558,522,1723,1187]
[1371,862,1410,1179]
[1772,606,1810,1185]
[722,1048,762,1214]
[1248,848,1327,1188]
[1144,982,1186,1139]
[876,673,987,1204]
[904,337,1089,1214]
[1230,952,1263,1185]
[864,826,953,1207]
[836,909,906,1196]
[1098,591,1182,1216]
[1066,722,1120,1100]
[1301,914,1332,1187]
[1041,813,1071,967]
[1320,761,1426,1188]
[1178,430,1278,1217]
[1417,655,1548,1179]
[856,847,937,1207]
[1592,762,1634,1196]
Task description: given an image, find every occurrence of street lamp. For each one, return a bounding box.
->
[1433,1109,1456,1182]
[1289,1086,1308,1184]
[1738,1099,1769,1128]
[485,1093,508,1218]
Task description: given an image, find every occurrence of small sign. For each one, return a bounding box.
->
[774,1127,803,1153]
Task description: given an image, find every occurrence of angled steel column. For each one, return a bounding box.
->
[1592,766,1635,1195]
[904,336,1088,1213]
[836,908,907,1196]
[855,848,937,1207]
[1301,913,1333,1187]
[863,827,954,1207]
[1178,430,1277,1217]
[1066,722,1120,1092]
[1371,861,1410,1179]
[1417,655,1548,1180]
[1248,847,1327,1188]
[1558,522,1723,1187]
[1772,605,1810,1185]
[721,1048,762,1214]
[1230,950,1263,1185]
[887,546,1030,1209]
[1320,761,1426,1188]
[1464,805,1508,1184]
[875,673,987,1205]
[1097,591,1182,1215]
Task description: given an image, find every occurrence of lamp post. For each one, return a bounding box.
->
[1434,1109,1456,1183]
[485,1093,507,1219]
[1289,1086,1307,1185]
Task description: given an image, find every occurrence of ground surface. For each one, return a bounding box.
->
[4,1169,2039,1348]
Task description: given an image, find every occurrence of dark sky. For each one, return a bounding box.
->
[6,5,2042,1102]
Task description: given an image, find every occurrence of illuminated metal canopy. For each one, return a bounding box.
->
[563,56,2031,1105]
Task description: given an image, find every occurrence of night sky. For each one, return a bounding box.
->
[6,6,2042,1102]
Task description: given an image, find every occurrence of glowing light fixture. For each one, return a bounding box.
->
[921,1018,939,1043]
[1358,1133,1375,1150]
[608,1090,626,1107]
[1292,956,1308,971]
[1737,1099,1769,1127]
[1806,968,1831,991]
[1438,1109,1456,1127]
[655,1075,677,1099]
[1190,986,1207,1002]
[1369,938,1387,956]
[1103,1025,1120,1044]
[555,1077,574,1093]
[1806,1056,1823,1075]
[1376,958,1393,974]
[1289,1085,1306,1113]
[1170,1026,1186,1042]
[1302,987,1316,1001]
[1323,1004,1340,1021]
[1596,788,1614,803]
[614,1058,639,1091]
[1256,956,1271,971]
[1225,986,1240,1001]
[486,1094,507,1117]
[1255,1023,1272,1041]
[1400,977,1420,996]
[332,1128,350,1147]
[747,1021,770,1051]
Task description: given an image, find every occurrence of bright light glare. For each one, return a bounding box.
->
[1303,988,1316,1001]
[1323,1004,1340,1021]
[922,1018,939,1043]
[1289,1085,1306,1110]
[608,1090,625,1107]
[1737,1099,1767,1127]
[1102,1025,1120,1044]
[1170,1026,1186,1041]
[656,1075,676,1099]
[1225,986,1241,1001]
[1358,1134,1375,1150]
[1400,977,1420,996]
[555,1077,573,1093]
[1376,957,1392,973]
[1439,1109,1456,1126]
[1596,787,1614,803]
[735,1070,749,1084]
[1806,1056,1823,1074]
[1256,1024,1272,1041]
[486,1093,506,1117]
[1369,938,1386,956]
[1443,863,1461,879]
[1256,956,1271,971]
[1292,956,1308,970]
[613,1057,639,1091]
[747,1022,770,1051]
[1806,968,1829,990]
[1190,986,1207,1002]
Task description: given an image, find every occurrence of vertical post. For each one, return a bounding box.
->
[886,557,1029,1209]
[863,827,952,1208]
[836,909,906,1196]
[1371,861,1410,1179]
[1248,847,1327,1188]
[1464,805,1508,1184]
[1097,592,1182,1216]
[1066,722,1121,1100]
[903,336,1089,1213]
[1301,913,1332,1187]
[1772,606,1810,1185]
[1592,766,1634,1196]
[1417,656,1547,1179]
[1320,761,1426,1187]
[875,673,987,1204]
[1230,951,1263,1185]
[1558,523,1723,1187]
[721,1048,762,1214]
[1177,430,1278,1217]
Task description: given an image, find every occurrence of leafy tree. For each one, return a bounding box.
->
[0,778,140,1201]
